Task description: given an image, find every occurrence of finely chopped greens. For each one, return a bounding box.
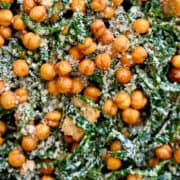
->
[0,0,180,180]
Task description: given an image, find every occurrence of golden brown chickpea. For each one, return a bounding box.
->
[126,174,143,180]
[46,80,59,96]
[0,26,12,39]
[12,59,29,77]
[102,99,118,116]
[35,123,50,140]
[116,67,132,83]
[0,137,4,145]
[0,9,13,26]
[91,0,107,12]
[83,86,101,102]
[168,68,180,82]
[15,88,28,104]
[21,32,41,50]
[172,55,180,68]
[40,159,54,175]
[102,7,115,19]
[40,63,56,81]
[12,15,26,31]
[82,42,97,55]
[21,135,38,151]
[174,149,180,164]
[112,35,130,53]
[57,76,73,94]
[110,140,122,152]
[95,53,111,70]
[23,0,37,13]
[131,46,147,64]
[0,120,7,135]
[0,0,14,3]
[63,135,74,144]
[8,149,26,168]
[155,144,172,160]
[71,78,84,94]
[133,18,150,34]
[99,29,114,45]
[71,0,86,12]
[0,80,5,94]
[69,46,84,61]
[131,90,147,110]
[120,53,133,67]
[106,155,122,170]
[78,59,95,76]
[112,0,123,6]
[148,157,159,167]
[0,91,16,109]
[54,60,72,76]
[45,111,61,127]
[114,91,131,110]
[41,176,54,180]
[0,35,4,48]
[121,108,140,125]
[29,6,47,22]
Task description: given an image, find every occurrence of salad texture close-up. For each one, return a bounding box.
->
[0,0,180,179]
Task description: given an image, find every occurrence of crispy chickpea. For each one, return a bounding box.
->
[29,6,47,22]
[155,144,172,160]
[121,108,140,125]
[0,80,5,94]
[0,0,14,3]
[83,86,101,102]
[112,0,123,6]
[0,121,7,135]
[148,157,159,167]
[57,76,73,94]
[40,160,54,175]
[131,46,147,64]
[133,18,150,34]
[0,26,12,39]
[116,67,132,83]
[0,9,13,26]
[114,91,131,110]
[110,140,122,152]
[0,35,4,47]
[120,53,133,67]
[54,60,72,76]
[23,0,36,13]
[168,68,180,82]
[15,88,28,104]
[0,137,4,145]
[46,80,59,96]
[35,123,50,140]
[174,149,180,164]
[0,91,16,109]
[12,15,26,31]
[8,149,26,168]
[71,78,84,94]
[99,29,114,45]
[71,0,86,12]
[102,99,118,116]
[21,32,41,50]
[172,55,180,68]
[12,59,29,77]
[95,53,111,70]
[78,59,95,76]
[106,155,122,170]
[69,46,84,61]
[45,111,61,127]
[102,7,115,19]
[41,176,54,180]
[91,0,107,12]
[112,35,130,53]
[126,174,143,180]
[40,63,56,81]
[82,42,97,55]
[21,135,38,151]
[162,0,180,16]
[63,135,74,144]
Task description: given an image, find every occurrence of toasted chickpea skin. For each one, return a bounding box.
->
[41,176,55,180]
[45,111,61,127]
[23,0,36,13]
[40,160,54,175]
[35,123,50,140]
[174,149,180,164]
[102,99,118,116]
[172,55,180,68]
[133,18,150,34]
[116,67,132,83]
[99,29,114,45]
[78,59,95,76]
[12,15,26,31]
[112,0,123,6]
[69,46,84,60]
[15,88,28,104]
[0,91,16,109]
[83,86,101,102]
[110,140,122,152]
[8,149,26,168]
[95,53,111,70]
[57,76,73,94]
[0,26,12,39]
[126,174,143,180]
[55,60,72,76]
[71,0,86,12]
[155,144,172,160]
[21,135,38,151]
[102,7,115,19]
[46,80,59,96]
[0,35,4,48]
[106,155,122,170]
[148,157,159,167]
[120,53,133,67]
[0,9,13,26]
[91,0,107,12]
[29,6,47,22]
[71,78,84,94]
[0,120,7,135]
[40,63,56,81]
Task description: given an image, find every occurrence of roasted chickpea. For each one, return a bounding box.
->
[45,111,61,127]
[12,59,29,77]
[0,9,13,26]
[162,0,180,16]
[126,174,143,180]
[71,78,84,94]
[112,35,130,53]
[99,29,114,45]
[0,0,14,3]
[171,55,180,68]
[106,155,122,170]
[0,91,16,109]
[82,42,97,55]
[57,76,73,94]
[133,18,150,34]
[12,15,26,30]
[29,6,47,22]
[40,159,54,175]
[131,46,147,64]
[71,0,86,12]
[91,0,107,12]
[0,80,5,94]
[23,0,36,13]
[40,63,56,81]
[83,86,101,102]
[102,7,115,19]
[8,149,26,168]
[15,88,28,104]
[168,68,180,82]
[95,53,111,70]
[21,135,38,151]
[21,32,41,50]
[0,120,7,135]
[174,149,180,164]
[41,176,54,180]
[54,60,72,76]
[116,67,132,83]
[46,80,59,96]
[112,0,123,6]
[69,46,84,61]
[155,144,172,160]
[78,59,95,76]
[148,157,159,167]
[0,26,12,39]
[0,137,4,145]
[120,53,133,67]
[63,135,74,144]
[114,91,131,110]
[121,108,140,125]
[35,123,50,140]
[110,140,122,152]
[102,99,118,116]
[0,35,4,47]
